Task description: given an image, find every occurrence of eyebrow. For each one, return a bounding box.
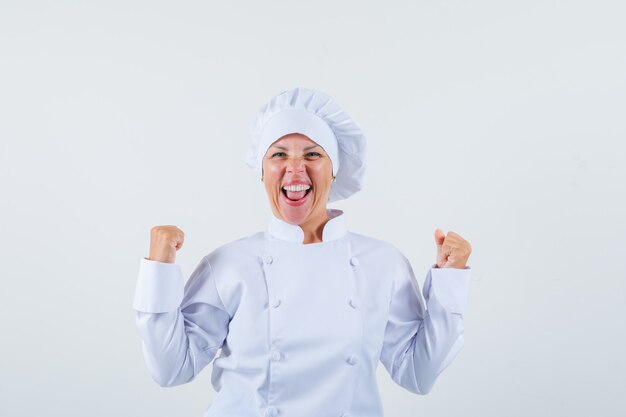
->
[270,145,322,151]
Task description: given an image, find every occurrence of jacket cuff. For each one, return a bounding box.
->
[132,257,184,313]
[427,264,472,314]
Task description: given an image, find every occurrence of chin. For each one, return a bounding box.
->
[278,205,311,225]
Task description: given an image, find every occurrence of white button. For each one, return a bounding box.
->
[264,256,273,265]
[347,355,358,366]
[265,406,278,417]
[350,257,359,266]
[271,350,281,361]
[349,299,358,309]
[270,299,281,308]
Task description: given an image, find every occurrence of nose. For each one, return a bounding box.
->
[286,156,305,174]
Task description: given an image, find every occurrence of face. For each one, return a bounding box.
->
[262,133,334,227]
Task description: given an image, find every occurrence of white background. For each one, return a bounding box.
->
[1,1,624,416]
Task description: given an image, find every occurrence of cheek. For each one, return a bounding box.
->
[263,160,282,174]
[310,165,332,191]
[262,163,283,191]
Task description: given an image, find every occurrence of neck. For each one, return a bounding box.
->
[299,210,330,244]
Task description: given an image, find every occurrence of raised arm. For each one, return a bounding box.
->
[380,229,472,394]
[132,226,229,387]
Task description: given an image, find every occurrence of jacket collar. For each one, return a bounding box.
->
[267,209,347,243]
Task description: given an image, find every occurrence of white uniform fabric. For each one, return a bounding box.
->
[133,209,472,417]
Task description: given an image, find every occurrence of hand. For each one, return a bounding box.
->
[434,229,472,269]
[147,225,185,264]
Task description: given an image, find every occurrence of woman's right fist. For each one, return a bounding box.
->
[147,225,185,264]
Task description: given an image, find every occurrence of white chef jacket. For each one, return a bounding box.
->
[133,209,471,417]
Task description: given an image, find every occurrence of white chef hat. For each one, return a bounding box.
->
[246,87,367,202]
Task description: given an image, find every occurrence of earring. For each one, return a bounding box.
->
[332,175,336,182]
[261,176,263,182]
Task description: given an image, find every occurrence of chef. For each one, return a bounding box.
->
[133,87,473,417]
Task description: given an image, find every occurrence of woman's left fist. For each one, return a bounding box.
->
[434,229,472,269]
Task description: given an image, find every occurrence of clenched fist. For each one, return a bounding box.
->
[434,229,472,269]
[147,225,185,264]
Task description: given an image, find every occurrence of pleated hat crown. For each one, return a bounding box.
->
[246,87,367,203]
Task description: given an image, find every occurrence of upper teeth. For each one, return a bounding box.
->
[283,185,311,192]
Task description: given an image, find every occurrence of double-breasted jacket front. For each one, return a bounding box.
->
[133,209,472,417]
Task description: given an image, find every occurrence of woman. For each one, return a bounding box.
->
[133,87,473,417]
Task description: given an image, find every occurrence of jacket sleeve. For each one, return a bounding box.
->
[132,255,230,387]
[379,255,471,395]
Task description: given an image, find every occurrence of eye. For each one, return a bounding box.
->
[306,152,321,158]
[271,152,287,158]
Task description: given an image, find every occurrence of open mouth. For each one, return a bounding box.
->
[281,184,312,202]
